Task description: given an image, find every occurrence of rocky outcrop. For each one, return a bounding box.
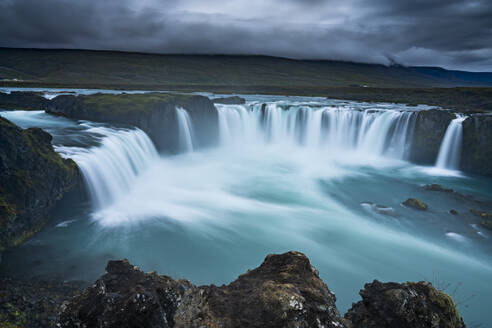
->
[345,280,465,328]
[212,96,246,104]
[47,93,219,152]
[0,91,50,111]
[59,252,346,328]
[59,252,466,328]
[409,109,454,165]
[461,114,492,176]
[0,117,79,255]
[402,198,428,210]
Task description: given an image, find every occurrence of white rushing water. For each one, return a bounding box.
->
[435,115,467,170]
[176,107,195,152]
[57,126,158,210]
[217,103,416,160]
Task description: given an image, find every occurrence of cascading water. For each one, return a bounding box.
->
[176,107,195,152]
[435,115,467,170]
[216,103,416,160]
[57,126,158,210]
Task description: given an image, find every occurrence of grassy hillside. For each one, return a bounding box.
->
[1,48,492,90]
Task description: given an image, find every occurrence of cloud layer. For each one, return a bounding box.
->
[1,0,491,71]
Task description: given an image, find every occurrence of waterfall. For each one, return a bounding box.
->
[216,103,416,159]
[435,115,467,170]
[58,127,158,210]
[176,107,195,152]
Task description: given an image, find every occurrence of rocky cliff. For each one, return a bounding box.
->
[47,93,218,152]
[0,116,79,256]
[0,91,50,111]
[58,252,465,328]
[409,109,454,165]
[461,114,492,176]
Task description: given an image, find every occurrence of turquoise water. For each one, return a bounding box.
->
[1,94,491,326]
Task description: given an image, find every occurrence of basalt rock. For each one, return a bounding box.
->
[212,96,246,104]
[59,252,346,328]
[58,252,467,328]
[0,117,79,256]
[403,198,428,211]
[461,114,492,177]
[345,280,465,328]
[409,109,454,165]
[0,91,50,111]
[424,184,454,193]
[47,93,218,152]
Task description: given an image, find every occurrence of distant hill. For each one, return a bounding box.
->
[1,48,492,89]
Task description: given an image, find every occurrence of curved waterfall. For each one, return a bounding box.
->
[59,126,158,210]
[176,107,195,152]
[217,103,417,159]
[435,115,467,170]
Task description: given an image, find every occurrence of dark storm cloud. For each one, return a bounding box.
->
[0,0,491,71]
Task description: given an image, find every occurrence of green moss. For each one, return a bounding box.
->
[428,287,462,323]
[402,198,428,210]
[470,208,492,218]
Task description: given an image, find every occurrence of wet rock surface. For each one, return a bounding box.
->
[0,117,79,256]
[211,96,246,104]
[403,198,428,210]
[345,280,465,328]
[57,252,467,328]
[462,115,492,177]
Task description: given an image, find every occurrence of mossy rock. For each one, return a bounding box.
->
[470,208,492,218]
[481,220,492,231]
[403,198,428,210]
[449,209,458,215]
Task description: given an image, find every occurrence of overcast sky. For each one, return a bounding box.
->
[1,0,491,71]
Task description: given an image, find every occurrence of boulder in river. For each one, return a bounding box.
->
[402,198,428,210]
[424,184,454,193]
[345,280,465,328]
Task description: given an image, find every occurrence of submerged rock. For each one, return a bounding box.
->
[424,184,454,193]
[469,208,492,219]
[402,198,428,210]
[0,117,79,255]
[345,280,465,328]
[211,96,246,104]
[481,220,492,231]
[450,209,458,215]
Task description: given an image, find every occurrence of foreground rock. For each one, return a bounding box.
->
[0,276,85,328]
[212,95,246,104]
[0,117,79,256]
[0,91,50,111]
[402,198,428,210]
[58,252,466,328]
[345,280,465,328]
[47,93,218,152]
[59,252,345,328]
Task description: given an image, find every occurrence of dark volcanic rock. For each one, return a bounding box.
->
[409,109,454,165]
[174,251,344,328]
[47,93,218,152]
[0,117,79,255]
[0,276,85,328]
[59,252,346,328]
[461,115,492,177]
[402,198,428,211]
[424,184,454,193]
[58,259,192,328]
[345,280,465,328]
[0,91,50,111]
[211,96,246,104]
